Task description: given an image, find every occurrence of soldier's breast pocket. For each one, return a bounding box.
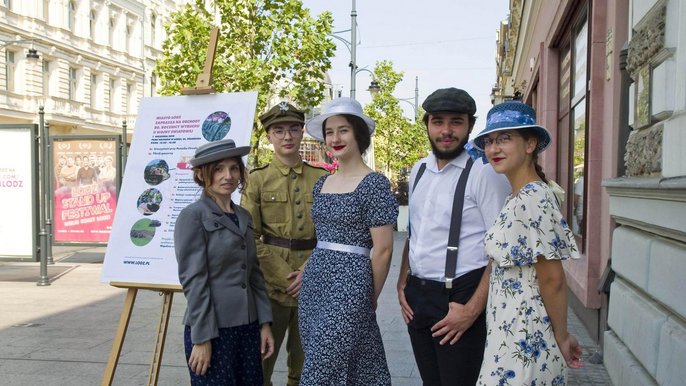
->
[261,191,289,223]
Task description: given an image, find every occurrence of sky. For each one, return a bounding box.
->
[300,0,510,134]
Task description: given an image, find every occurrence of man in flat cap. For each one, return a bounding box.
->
[241,101,327,386]
[396,88,510,385]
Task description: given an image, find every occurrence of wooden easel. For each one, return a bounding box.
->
[101,27,220,386]
[101,282,182,386]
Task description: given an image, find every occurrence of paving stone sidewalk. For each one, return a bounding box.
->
[0,233,610,385]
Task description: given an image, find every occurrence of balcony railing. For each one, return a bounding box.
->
[0,92,135,132]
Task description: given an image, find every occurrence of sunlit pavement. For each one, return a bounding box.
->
[0,233,610,385]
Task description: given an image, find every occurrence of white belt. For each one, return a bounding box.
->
[316,240,371,257]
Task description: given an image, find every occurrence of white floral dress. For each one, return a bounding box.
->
[477,181,579,386]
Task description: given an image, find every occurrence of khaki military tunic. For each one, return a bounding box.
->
[241,157,328,307]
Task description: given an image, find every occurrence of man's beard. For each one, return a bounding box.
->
[430,136,468,160]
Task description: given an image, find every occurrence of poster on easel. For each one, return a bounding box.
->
[101,92,257,285]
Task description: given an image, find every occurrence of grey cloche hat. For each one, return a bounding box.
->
[190,139,251,167]
[472,101,552,152]
[305,97,375,142]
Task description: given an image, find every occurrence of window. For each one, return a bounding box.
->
[68,1,76,31]
[42,60,51,96]
[125,23,131,52]
[150,13,157,46]
[109,78,116,110]
[90,10,96,40]
[68,67,78,100]
[2,0,10,9]
[557,9,588,243]
[5,51,15,92]
[109,17,116,46]
[150,73,157,97]
[90,73,98,108]
[126,82,133,114]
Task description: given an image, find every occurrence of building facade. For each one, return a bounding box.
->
[494,0,629,341]
[603,1,686,385]
[0,0,186,139]
[496,0,686,384]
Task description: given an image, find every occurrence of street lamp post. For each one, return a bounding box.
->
[44,121,54,265]
[331,0,376,100]
[397,76,420,121]
[37,108,50,286]
[350,0,357,98]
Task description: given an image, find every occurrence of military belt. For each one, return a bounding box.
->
[261,234,317,250]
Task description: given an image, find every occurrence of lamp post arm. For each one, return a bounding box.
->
[355,67,374,78]
[397,98,418,121]
[398,98,417,110]
[328,34,352,54]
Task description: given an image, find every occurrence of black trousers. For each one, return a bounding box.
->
[404,267,486,386]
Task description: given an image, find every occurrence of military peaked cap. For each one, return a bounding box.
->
[259,102,305,130]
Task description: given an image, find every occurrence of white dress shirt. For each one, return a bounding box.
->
[408,151,511,281]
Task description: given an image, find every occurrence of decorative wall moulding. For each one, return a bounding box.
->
[626,4,665,75]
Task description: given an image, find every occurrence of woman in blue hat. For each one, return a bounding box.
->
[175,139,274,385]
[470,101,582,385]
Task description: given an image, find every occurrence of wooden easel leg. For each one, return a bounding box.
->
[101,288,138,386]
[146,291,175,386]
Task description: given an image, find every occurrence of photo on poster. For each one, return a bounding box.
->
[137,188,163,216]
[129,218,162,247]
[143,159,170,185]
[202,111,231,141]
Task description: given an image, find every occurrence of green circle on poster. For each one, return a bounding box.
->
[129,218,162,246]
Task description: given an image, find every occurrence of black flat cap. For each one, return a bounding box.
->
[259,102,305,130]
[422,88,476,116]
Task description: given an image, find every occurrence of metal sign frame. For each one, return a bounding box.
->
[0,124,39,261]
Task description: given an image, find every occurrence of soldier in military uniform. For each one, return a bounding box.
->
[241,102,328,386]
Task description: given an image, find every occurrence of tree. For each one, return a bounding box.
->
[363,61,429,180]
[155,0,336,166]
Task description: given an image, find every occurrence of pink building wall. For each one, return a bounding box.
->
[505,0,629,337]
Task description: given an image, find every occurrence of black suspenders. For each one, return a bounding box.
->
[410,158,475,288]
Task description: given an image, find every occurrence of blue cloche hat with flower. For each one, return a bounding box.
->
[472,101,552,152]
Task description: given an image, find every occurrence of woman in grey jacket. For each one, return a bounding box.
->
[175,139,274,385]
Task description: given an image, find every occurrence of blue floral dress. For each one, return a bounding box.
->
[477,181,579,386]
[298,172,398,385]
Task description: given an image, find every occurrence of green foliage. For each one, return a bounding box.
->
[155,0,336,166]
[364,61,429,181]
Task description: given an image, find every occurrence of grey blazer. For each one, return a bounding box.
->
[174,193,272,344]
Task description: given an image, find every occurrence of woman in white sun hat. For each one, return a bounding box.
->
[471,101,583,385]
[298,97,398,385]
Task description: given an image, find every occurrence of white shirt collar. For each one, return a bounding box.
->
[425,150,470,173]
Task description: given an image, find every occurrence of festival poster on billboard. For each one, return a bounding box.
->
[101,92,256,285]
[0,125,37,259]
[52,137,119,244]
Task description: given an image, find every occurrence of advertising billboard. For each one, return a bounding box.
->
[0,125,38,260]
[52,136,120,244]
